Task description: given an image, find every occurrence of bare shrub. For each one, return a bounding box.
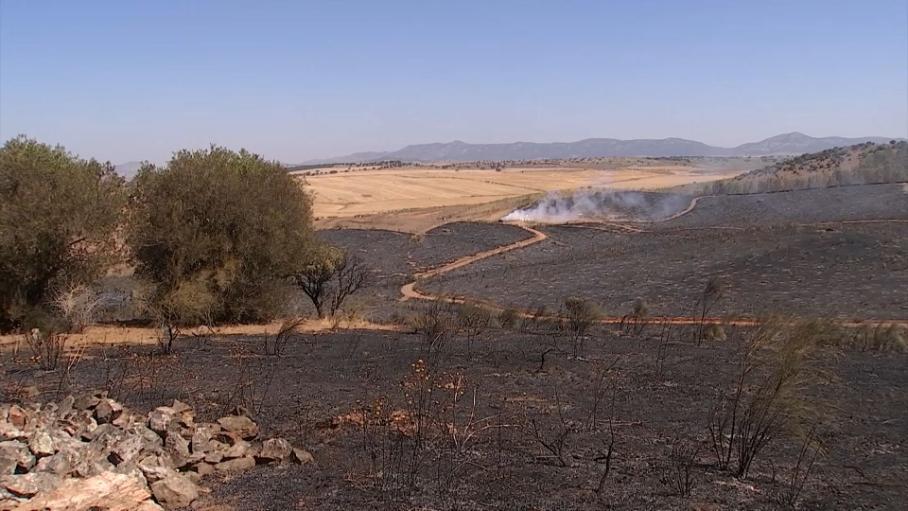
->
[693,277,724,346]
[497,307,520,330]
[526,387,576,467]
[52,284,103,333]
[563,297,600,357]
[24,328,67,371]
[849,323,907,352]
[454,304,492,358]
[662,434,700,498]
[293,248,371,319]
[776,425,824,509]
[409,300,455,368]
[265,317,304,356]
[221,347,279,416]
[620,298,648,335]
[707,319,829,478]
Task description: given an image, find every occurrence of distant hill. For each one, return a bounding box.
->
[300,132,899,164]
[684,141,908,194]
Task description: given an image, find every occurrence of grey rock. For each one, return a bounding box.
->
[0,472,62,497]
[147,407,176,434]
[258,438,292,462]
[28,431,56,457]
[214,456,255,474]
[216,415,258,439]
[149,473,200,509]
[292,447,315,465]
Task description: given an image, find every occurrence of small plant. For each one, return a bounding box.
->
[693,277,724,346]
[663,434,700,498]
[24,328,67,371]
[454,304,492,358]
[265,317,304,356]
[52,284,104,333]
[498,307,520,330]
[562,297,600,357]
[776,425,824,508]
[707,319,829,478]
[526,387,575,467]
[620,298,648,335]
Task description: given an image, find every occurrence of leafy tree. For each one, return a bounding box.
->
[0,136,124,332]
[127,146,313,331]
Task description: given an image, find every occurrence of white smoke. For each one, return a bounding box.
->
[503,189,689,223]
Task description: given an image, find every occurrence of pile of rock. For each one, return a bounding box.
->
[0,393,313,510]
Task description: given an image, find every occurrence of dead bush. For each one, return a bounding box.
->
[707,319,830,478]
[693,277,724,346]
[498,307,520,330]
[454,303,492,358]
[562,297,600,357]
[662,434,700,498]
[265,317,304,356]
[24,328,67,371]
[52,284,104,333]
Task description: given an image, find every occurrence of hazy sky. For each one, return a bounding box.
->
[1,1,906,164]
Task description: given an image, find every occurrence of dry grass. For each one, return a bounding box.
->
[303,165,738,232]
[0,318,402,351]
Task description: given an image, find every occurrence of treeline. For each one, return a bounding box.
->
[0,136,363,337]
[698,141,907,195]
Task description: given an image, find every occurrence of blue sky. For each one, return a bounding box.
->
[1,0,906,163]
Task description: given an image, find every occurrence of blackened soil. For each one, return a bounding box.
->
[8,327,906,510]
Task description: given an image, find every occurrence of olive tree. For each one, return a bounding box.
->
[127,146,314,343]
[0,136,124,332]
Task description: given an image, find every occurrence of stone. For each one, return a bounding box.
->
[0,472,61,498]
[222,439,253,459]
[193,461,214,477]
[216,415,258,439]
[190,423,219,454]
[57,395,75,416]
[34,450,73,476]
[292,447,315,465]
[147,407,176,434]
[94,398,124,424]
[149,473,200,509]
[0,420,25,441]
[0,440,35,472]
[28,431,56,457]
[6,406,27,429]
[18,471,158,511]
[137,455,175,483]
[73,393,102,411]
[164,431,190,466]
[214,456,255,474]
[110,432,145,465]
[258,437,292,462]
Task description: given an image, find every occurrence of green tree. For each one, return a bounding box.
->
[127,146,314,334]
[0,136,125,331]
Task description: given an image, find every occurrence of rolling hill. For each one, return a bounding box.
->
[301,132,899,164]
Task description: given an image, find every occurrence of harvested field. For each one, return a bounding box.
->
[5,327,906,510]
[305,165,739,232]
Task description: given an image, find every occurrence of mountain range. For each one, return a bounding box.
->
[301,132,900,164]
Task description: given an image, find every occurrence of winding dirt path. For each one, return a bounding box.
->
[400,224,547,301]
[399,195,908,327]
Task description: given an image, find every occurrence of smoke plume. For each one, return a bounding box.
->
[502,189,690,223]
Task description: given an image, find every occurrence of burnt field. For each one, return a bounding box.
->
[6,324,907,510]
[423,185,908,321]
[657,183,908,230]
[318,222,532,320]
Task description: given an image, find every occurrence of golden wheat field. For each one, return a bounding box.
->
[299,165,739,231]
